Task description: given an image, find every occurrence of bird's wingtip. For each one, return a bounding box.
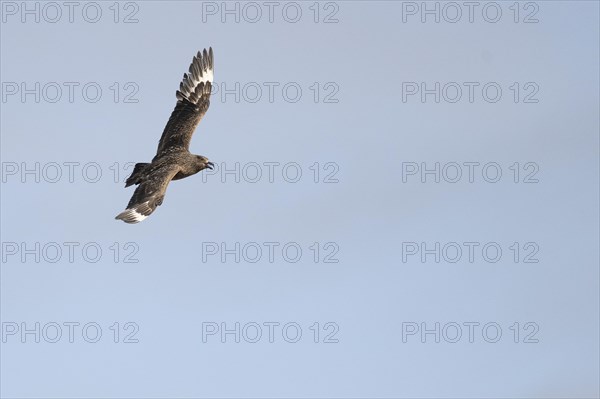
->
[115,208,147,224]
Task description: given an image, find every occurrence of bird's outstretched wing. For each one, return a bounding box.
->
[156,48,214,156]
[115,164,181,223]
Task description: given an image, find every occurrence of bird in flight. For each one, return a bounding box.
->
[116,48,215,223]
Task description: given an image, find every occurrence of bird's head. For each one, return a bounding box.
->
[196,155,214,170]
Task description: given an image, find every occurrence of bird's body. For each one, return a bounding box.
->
[116,48,215,224]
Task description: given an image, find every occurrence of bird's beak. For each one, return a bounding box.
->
[206,162,214,170]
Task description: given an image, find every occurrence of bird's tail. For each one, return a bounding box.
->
[125,162,150,187]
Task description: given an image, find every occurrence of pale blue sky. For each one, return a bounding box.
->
[1,1,599,398]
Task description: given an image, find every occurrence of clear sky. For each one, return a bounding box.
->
[1,1,599,398]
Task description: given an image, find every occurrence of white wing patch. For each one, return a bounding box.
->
[177,48,214,105]
[115,202,150,224]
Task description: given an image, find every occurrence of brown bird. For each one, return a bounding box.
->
[116,48,215,223]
